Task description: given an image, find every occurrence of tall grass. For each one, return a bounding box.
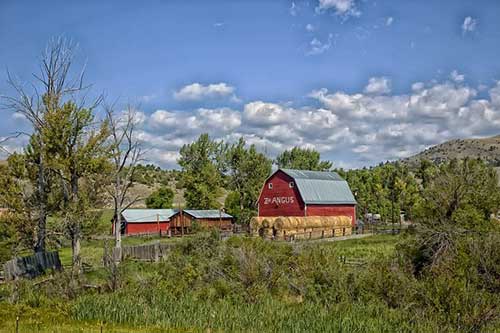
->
[72,293,444,332]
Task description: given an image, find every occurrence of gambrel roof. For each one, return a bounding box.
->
[278,168,357,205]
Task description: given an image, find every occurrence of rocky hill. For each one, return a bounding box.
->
[404,135,500,166]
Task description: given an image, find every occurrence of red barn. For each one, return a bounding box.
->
[258,169,357,225]
[116,209,179,236]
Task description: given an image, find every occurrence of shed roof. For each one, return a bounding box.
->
[183,210,233,219]
[122,209,179,223]
[279,169,356,205]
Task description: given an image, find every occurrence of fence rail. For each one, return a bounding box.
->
[2,251,62,281]
[109,242,173,263]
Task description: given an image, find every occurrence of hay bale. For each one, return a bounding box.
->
[310,230,324,239]
[334,228,343,237]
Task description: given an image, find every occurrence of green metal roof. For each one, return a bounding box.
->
[122,209,179,223]
[280,169,356,205]
[183,210,233,219]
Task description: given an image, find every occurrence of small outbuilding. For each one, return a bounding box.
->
[170,209,234,233]
[258,168,357,225]
[116,209,179,236]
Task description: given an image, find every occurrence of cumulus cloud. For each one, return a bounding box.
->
[107,72,500,169]
[306,23,315,32]
[462,16,477,34]
[450,70,465,83]
[364,77,392,95]
[385,17,394,26]
[307,33,334,56]
[316,0,360,17]
[173,82,238,102]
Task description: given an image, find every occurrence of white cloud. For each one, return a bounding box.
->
[243,101,288,126]
[412,82,425,91]
[385,17,394,26]
[316,0,360,17]
[89,72,500,169]
[173,82,237,101]
[450,70,465,83]
[306,23,315,32]
[290,2,297,16]
[364,77,392,95]
[307,33,334,56]
[462,16,477,34]
[11,113,26,120]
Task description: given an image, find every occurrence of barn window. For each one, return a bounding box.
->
[289,181,295,188]
[268,183,273,189]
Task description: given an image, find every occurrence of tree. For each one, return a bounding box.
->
[405,158,500,274]
[105,104,143,249]
[225,138,271,224]
[414,158,500,226]
[42,99,108,269]
[2,38,95,253]
[0,153,36,260]
[275,147,332,171]
[146,186,174,209]
[178,134,224,209]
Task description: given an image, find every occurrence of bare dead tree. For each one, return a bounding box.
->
[105,103,144,249]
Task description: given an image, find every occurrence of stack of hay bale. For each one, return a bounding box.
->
[250,216,352,241]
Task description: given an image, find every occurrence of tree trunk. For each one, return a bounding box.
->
[34,156,47,253]
[72,231,81,270]
[70,174,81,271]
[115,211,122,248]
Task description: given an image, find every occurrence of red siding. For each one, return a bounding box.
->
[258,170,305,217]
[125,222,169,235]
[306,204,356,226]
[258,170,357,225]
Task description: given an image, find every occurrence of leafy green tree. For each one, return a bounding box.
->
[178,134,225,209]
[224,191,241,220]
[146,186,174,209]
[0,154,36,259]
[42,97,108,269]
[414,158,500,226]
[405,158,500,275]
[225,138,272,224]
[275,147,332,171]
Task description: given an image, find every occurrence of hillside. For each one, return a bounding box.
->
[404,135,500,166]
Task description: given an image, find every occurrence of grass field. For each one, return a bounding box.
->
[3,232,496,332]
[0,233,409,332]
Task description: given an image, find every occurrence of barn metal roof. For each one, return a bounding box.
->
[183,210,233,219]
[122,209,179,223]
[280,169,357,205]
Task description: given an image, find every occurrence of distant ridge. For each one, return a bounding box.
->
[403,134,500,167]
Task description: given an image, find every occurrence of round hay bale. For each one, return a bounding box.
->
[250,217,264,232]
[311,217,323,229]
[320,216,331,228]
[261,218,274,229]
[274,217,286,230]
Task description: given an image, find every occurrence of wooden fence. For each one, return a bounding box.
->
[3,251,62,281]
[109,242,172,263]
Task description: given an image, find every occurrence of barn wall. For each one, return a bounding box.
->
[306,205,356,225]
[258,170,305,217]
[193,218,233,230]
[170,213,190,228]
[125,222,169,235]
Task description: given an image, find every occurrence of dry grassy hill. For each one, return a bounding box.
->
[404,135,500,166]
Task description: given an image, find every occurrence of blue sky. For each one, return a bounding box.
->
[1,0,500,168]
